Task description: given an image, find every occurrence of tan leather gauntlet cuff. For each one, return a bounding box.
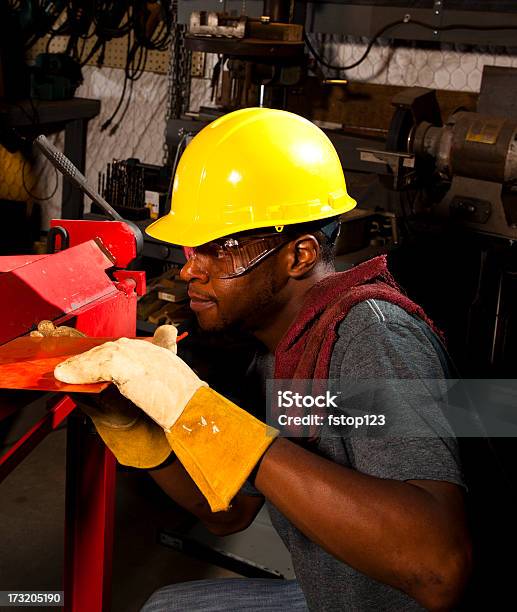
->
[165,387,278,512]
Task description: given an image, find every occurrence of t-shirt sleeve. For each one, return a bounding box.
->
[333,312,465,487]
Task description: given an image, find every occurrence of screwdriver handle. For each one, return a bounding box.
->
[33,134,123,222]
[33,134,144,258]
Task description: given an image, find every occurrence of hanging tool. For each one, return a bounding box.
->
[33,134,144,256]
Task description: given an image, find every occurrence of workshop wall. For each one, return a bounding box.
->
[38,66,169,228]
[36,37,517,229]
[312,35,517,90]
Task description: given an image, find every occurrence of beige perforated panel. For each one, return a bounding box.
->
[29,35,169,74]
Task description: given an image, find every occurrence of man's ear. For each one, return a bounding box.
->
[286,235,320,278]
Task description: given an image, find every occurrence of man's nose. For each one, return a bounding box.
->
[180,257,209,283]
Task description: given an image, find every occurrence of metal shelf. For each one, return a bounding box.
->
[185,35,304,60]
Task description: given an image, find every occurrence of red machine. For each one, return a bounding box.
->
[0,219,146,611]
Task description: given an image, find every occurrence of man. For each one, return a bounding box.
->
[56,108,471,611]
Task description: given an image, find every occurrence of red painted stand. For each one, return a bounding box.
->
[0,221,145,611]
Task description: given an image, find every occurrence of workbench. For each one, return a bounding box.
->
[0,220,145,611]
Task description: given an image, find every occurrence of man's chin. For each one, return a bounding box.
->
[194,309,248,335]
[194,309,226,333]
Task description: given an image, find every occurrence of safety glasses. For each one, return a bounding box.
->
[182,233,292,279]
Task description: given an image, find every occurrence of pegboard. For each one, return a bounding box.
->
[28,34,169,75]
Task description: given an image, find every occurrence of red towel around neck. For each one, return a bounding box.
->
[272,255,442,438]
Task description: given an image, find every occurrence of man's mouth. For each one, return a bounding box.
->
[188,290,217,312]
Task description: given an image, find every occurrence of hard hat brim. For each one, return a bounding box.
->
[145,196,357,247]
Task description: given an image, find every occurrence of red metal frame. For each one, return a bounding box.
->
[0,396,76,481]
[0,220,145,612]
[64,414,117,612]
[49,220,138,268]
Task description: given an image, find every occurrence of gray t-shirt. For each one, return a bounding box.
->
[246,299,465,612]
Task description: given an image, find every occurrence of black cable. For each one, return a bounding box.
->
[22,157,59,201]
[108,4,161,136]
[133,0,172,51]
[17,0,172,132]
[45,18,72,53]
[304,19,406,72]
[79,38,103,67]
[101,26,136,132]
[109,79,133,135]
[79,1,132,67]
[304,16,517,73]
[100,69,129,131]
[412,19,517,33]
[108,45,147,134]
[22,0,64,51]
[170,133,191,182]
[93,0,132,39]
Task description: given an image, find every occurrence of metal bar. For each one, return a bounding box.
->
[304,4,517,45]
[36,137,144,256]
[61,271,138,612]
[0,395,76,484]
[63,119,88,219]
[158,530,284,579]
[432,0,445,38]
[35,135,124,222]
[1,98,100,128]
[490,271,504,367]
[178,1,517,44]
[64,414,116,612]
[259,84,265,107]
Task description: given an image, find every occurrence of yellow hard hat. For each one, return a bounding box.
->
[146,107,356,246]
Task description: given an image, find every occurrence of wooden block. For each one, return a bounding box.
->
[137,290,165,320]
[157,289,187,303]
[148,302,191,326]
[156,278,188,303]
[247,21,303,42]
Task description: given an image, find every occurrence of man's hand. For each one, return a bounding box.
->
[54,338,277,511]
[73,383,173,469]
[55,336,206,431]
[75,385,140,429]
[65,326,182,469]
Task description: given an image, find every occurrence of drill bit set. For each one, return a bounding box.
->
[97,159,149,220]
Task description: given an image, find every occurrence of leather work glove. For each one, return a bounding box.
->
[72,325,179,470]
[54,335,278,512]
[75,385,172,469]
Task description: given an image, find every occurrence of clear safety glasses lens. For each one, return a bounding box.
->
[183,234,289,278]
